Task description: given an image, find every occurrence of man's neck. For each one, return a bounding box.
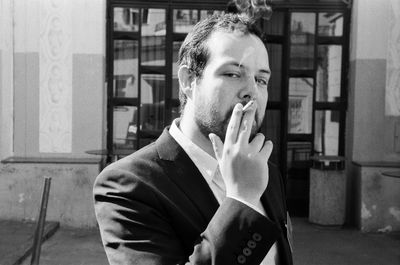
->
[179,112,216,158]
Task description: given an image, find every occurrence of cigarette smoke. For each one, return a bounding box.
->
[228,0,273,20]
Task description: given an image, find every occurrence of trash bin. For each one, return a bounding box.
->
[309,156,345,225]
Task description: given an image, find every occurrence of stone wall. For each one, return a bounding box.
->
[353,163,400,232]
[0,158,102,228]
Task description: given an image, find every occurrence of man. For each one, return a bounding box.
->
[94,13,293,265]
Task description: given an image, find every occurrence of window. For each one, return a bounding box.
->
[107,1,350,216]
[107,3,226,153]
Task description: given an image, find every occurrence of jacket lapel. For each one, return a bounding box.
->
[155,128,219,227]
[260,167,284,227]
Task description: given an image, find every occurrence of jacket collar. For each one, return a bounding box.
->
[155,126,183,161]
[155,127,281,227]
[155,127,219,226]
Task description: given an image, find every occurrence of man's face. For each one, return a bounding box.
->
[192,30,271,141]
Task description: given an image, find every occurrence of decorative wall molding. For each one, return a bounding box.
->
[385,0,400,116]
[39,0,72,152]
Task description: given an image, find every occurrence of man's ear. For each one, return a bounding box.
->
[178,65,196,99]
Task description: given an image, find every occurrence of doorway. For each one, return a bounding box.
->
[106,0,350,216]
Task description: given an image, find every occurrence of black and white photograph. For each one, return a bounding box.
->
[0,0,399,264]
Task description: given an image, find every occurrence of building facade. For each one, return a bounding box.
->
[0,0,399,231]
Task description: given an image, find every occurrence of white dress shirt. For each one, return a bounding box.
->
[169,119,278,265]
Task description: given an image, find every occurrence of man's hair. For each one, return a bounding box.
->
[177,13,264,113]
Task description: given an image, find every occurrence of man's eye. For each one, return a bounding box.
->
[256,77,269,86]
[225,73,240,78]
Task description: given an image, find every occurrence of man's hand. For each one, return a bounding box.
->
[209,101,273,207]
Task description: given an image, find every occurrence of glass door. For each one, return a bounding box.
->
[107,1,226,157]
[107,2,350,217]
[259,6,349,216]
[285,10,348,216]
[109,6,168,153]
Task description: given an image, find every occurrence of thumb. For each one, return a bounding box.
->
[209,133,223,161]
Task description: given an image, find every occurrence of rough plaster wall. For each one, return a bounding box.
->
[346,0,400,228]
[348,0,400,162]
[359,167,400,232]
[0,163,100,228]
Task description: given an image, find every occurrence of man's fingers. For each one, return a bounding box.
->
[209,133,224,161]
[249,133,265,152]
[238,100,257,145]
[260,140,273,160]
[225,103,244,145]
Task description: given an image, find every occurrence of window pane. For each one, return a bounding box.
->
[113,106,137,149]
[200,10,224,21]
[141,9,166,66]
[267,44,282,101]
[287,141,312,169]
[113,40,139,98]
[286,139,311,216]
[288,78,313,134]
[290,12,315,70]
[262,11,284,35]
[316,45,342,102]
[113,7,139,32]
[318,13,343,36]
[173,9,198,33]
[141,74,165,132]
[262,110,281,166]
[314,110,340,156]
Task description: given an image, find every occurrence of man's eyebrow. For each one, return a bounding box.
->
[260,69,271,75]
[224,62,271,75]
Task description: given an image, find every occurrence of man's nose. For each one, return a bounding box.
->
[239,76,257,100]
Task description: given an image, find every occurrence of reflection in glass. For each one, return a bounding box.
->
[173,10,198,33]
[266,44,282,101]
[314,110,339,156]
[262,110,281,165]
[113,106,137,149]
[140,74,165,132]
[200,10,225,20]
[316,45,342,102]
[288,78,313,134]
[113,40,138,98]
[262,12,284,35]
[141,9,166,66]
[318,13,343,36]
[113,8,139,32]
[286,139,311,216]
[287,141,312,169]
[290,13,315,70]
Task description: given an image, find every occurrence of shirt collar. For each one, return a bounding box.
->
[169,119,218,185]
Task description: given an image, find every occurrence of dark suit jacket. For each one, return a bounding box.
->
[93,128,293,265]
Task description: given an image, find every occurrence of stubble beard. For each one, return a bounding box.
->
[194,104,262,143]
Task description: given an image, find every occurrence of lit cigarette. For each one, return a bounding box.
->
[242,100,254,112]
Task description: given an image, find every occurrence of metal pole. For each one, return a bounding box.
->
[30,176,52,265]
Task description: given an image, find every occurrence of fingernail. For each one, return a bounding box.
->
[208,134,214,144]
[235,103,243,113]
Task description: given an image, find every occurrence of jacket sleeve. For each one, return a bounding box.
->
[93,168,280,265]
